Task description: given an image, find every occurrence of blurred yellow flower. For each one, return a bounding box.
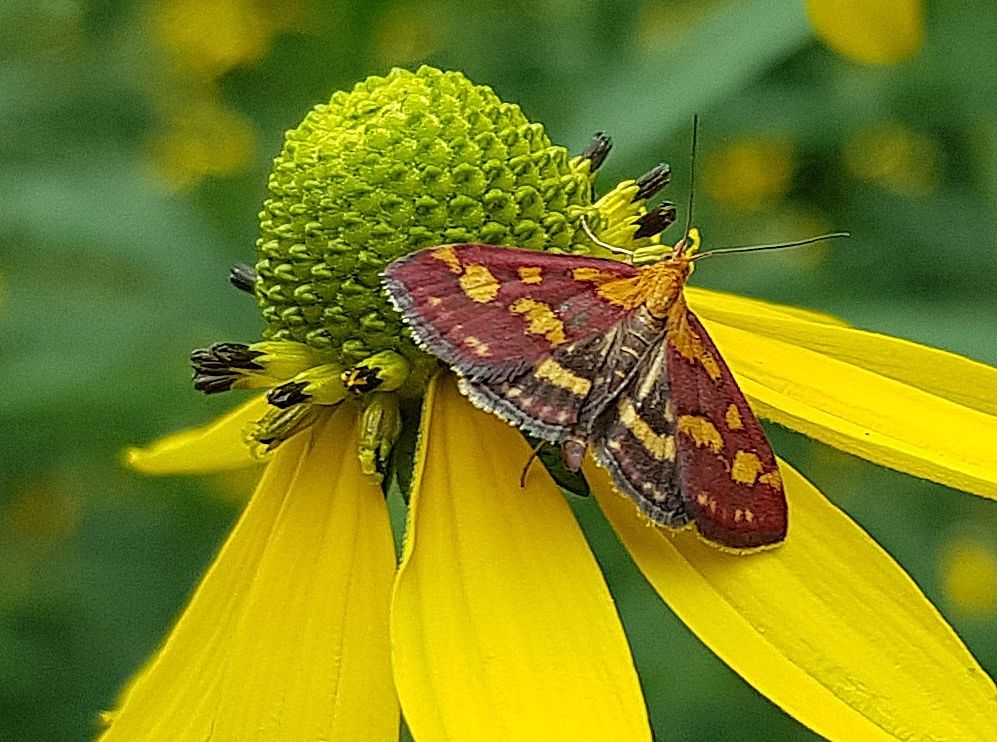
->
[143,0,307,188]
[147,98,257,190]
[807,0,925,65]
[844,120,939,195]
[152,0,305,77]
[701,135,794,212]
[942,537,997,615]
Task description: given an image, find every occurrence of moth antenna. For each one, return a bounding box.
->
[676,114,699,256]
[579,215,634,259]
[691,232,851,261]
[519,439,546,488]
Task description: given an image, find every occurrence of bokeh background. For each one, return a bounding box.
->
[2,0,996,739]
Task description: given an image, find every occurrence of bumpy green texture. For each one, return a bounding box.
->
[255,66,599,383]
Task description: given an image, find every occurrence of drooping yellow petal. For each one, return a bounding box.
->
[391,374,651,742]
[688,286,848,327]
[125,394,268,474]
[589,458,997,741]
[686,299,997,501]
[692,297,997,416]
[103,408,399,741]
[806,0,924,65]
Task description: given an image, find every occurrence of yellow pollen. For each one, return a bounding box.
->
[725,404,743,430]
[510,297,567,345]
[759,469,783,490]
[459,263,501,303]
[731,450,764,486]
[534,357,591,396]
[428,297,442,306]
[677,415,723,453]
[618,398,676,461]
[518,266,543,284]
[463,336,492,356]
[431,245,462,273]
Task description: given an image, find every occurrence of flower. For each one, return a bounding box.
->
[807,0,925,65]
[101,67,997,740]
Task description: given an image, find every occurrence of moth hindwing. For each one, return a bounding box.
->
[383,243,787,551]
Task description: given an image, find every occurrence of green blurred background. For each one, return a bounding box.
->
[2,1,995,740]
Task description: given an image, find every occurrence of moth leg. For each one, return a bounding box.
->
[561,436,587,471]
[519,438,546,487]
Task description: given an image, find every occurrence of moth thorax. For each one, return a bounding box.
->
[642,258,691,318]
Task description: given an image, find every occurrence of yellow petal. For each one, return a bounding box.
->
[391,374,650,742]
[807,0,924,65]
[589,458,997,740]
[102,408,399,741]
[688,303,997,501]
[692,297,997,416]
[125,395,268,475]
[688,286,848,327]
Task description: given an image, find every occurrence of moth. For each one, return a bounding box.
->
[383,231,790,551]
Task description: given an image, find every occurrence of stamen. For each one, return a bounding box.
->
[269,363,348,407]
[191,343,264,394]
[633,163,671,201]
[229,263,258,294]
[267,380,309,409]
[190,340,324,394]
[342,366,384,393]
[579,132,612,171]
[248,404,319,452]
[634,202,677,239]
[342,350,412,394]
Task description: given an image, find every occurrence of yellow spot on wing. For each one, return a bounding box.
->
[459,263,500,303]
[731,450,763,486]
[518,266,543,284]
[463,336,492,356]
[677,415,723,453]
[431,245,462,274]
[428,297,442,306]
[698,350,722,380]
[725,403,743,430]
[510,298,567,345]
[534,357,591,396]
[618,398,676,461]
[667,304,722,381]
[759,469,783,489]
[572,267,622,284]
[733,508,756,523]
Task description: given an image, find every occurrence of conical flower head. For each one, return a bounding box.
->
[255,66,609,391]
